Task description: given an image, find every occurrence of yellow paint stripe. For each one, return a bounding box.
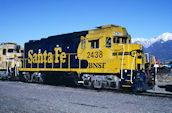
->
[19,68,120,74]
[125,80,131,82]
[19,68,81,72]
[122,85,131,87]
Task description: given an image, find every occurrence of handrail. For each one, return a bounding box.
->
[6,61,8,74]
[119,44,125,79]
[145,53,149,62]
[131,54,136,84]
[15,65,17,76]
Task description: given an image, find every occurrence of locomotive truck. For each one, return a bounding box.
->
[18,25,155,91]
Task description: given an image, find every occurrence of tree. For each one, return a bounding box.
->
[168,61,172,64]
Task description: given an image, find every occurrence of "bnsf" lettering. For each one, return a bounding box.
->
[88,63,106,68]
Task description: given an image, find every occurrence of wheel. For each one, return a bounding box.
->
[72,75,78,87]
[93,80,102,89]
[23,72,31,82]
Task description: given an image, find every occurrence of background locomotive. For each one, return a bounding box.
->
[0,43,23,80]
[18,25,156,91]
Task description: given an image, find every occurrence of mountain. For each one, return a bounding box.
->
[132,32,172,62]
[132,32,172,48]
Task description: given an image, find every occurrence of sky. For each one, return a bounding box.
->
[0,0,172,46]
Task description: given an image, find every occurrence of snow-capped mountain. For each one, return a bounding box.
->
[132,32,172,62]
[132,32,172,48]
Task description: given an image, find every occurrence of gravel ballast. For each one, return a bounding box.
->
[0,81,172,113]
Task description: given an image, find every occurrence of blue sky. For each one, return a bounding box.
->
[0,0,172,46]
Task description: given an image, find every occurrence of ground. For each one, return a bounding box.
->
[0,81,172,113]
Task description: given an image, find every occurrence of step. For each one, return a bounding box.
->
[125,79,131,82]
[122,85,131,87]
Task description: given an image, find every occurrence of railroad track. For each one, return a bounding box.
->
[2,80,172,98]
[138,92,172,98]
[78,84,172,98]
[114,89,172,98]
[113,90,172,98]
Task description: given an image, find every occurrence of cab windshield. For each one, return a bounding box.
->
[8,49,14,53]
[113,37,128,44]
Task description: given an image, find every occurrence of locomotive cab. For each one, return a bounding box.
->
[78,25,155,91]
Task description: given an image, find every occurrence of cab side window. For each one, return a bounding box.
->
[81,39,86,49]
[3,49,6,55]
[91,39,99,49]
[117,38,120,43]
[128,40,131,44]
[95,40,99,48]
[106,37,111,48]
[91,41,94,48]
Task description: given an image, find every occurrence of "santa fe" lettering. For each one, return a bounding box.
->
[28,47,66,64]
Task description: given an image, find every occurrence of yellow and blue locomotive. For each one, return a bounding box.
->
[0,43,23,80]
[19,25,155,91]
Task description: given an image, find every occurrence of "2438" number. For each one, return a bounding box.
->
[87,51,103,58]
